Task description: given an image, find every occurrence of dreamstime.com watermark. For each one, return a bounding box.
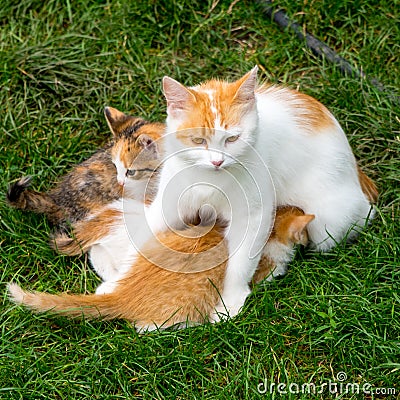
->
[257,372,396,396]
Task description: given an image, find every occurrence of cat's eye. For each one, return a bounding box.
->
[226,135,239,143]
[192,137,206,145]
[126,169,136,177]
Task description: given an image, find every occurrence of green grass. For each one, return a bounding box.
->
[1,0,399,398]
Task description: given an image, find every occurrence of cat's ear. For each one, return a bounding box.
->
[288,214,315,245]
[136,134,159,158]
[232,66,258,104]
[163,77,196,117]
[104,106,127,137]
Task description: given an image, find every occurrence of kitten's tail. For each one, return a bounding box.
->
[8,283,122,320]
[50,208,122,256]
[7,177,63,221]
[357,166,378,204]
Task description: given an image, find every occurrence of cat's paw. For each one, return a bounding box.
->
[210,301,243,323]
[135,322,159,333]
[210,288,250,323]
[210,304,231,323]
[95,281,118,294]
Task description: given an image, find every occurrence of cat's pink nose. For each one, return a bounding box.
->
[211,160,224,167]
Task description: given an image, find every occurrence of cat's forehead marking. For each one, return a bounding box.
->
[177,80,244,138]
[112,122,163,164]
[112,146,128,184]
[204,89,225,134]
[113,118,146,138]
[203,89,218,116]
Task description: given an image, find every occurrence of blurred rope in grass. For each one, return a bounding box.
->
[257,0,400,105]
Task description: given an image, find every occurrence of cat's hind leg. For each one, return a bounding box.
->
[89,244,120,283]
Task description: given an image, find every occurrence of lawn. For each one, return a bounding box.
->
[1,0,399,398]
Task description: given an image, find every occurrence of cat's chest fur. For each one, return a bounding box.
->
[162,155,264,224]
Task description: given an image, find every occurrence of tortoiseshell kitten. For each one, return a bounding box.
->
[7,107,164,233]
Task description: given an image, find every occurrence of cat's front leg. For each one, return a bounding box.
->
[144,192,182,239]
[141,163,188,242]
[121,193,173,261]
[211,243,260,321]
[211,208,273,321]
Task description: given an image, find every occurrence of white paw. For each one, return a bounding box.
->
[264,265,287,282]
[134,323,159,333]
[210,303,232,323]
[210,295,248,323]
[95,281,118,294]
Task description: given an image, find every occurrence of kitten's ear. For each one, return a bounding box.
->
[288,214,315,245]
[233,66,259,104]
[104,106,127,137]
[163,77,196,116]
[136,134,159,158]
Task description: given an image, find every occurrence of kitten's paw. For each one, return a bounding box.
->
[263,265,287,283]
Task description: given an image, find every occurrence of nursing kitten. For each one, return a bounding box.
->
[52,198,147,283]
[140,66,377,320]
[8,206,315,331]
[7,107,164,232]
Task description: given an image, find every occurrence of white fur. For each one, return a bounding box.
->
[262,241,295,281]
[113,148,127,186]
[204,89,218,116]
[123,178,149,201]
[255,88,373,250]
[83,199,144,294]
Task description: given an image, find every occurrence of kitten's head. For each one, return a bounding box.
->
[271,206,315,246]
[162,67,259,170]
[104,107,164,185]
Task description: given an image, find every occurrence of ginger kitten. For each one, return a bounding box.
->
[8,206,314,331]
[7,107,164,232]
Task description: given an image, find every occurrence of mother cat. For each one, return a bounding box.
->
[137,66,377,320]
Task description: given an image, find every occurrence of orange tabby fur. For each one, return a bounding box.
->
[357,165,378,203]
[256,84,335,132]
[52,208,123,256]
[170,73,258,136]
[169,72,335,140]
[8,206,314,330]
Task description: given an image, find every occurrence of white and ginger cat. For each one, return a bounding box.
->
[7,107,164,233]
[8,206,314,331]
[136,66,377,320]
